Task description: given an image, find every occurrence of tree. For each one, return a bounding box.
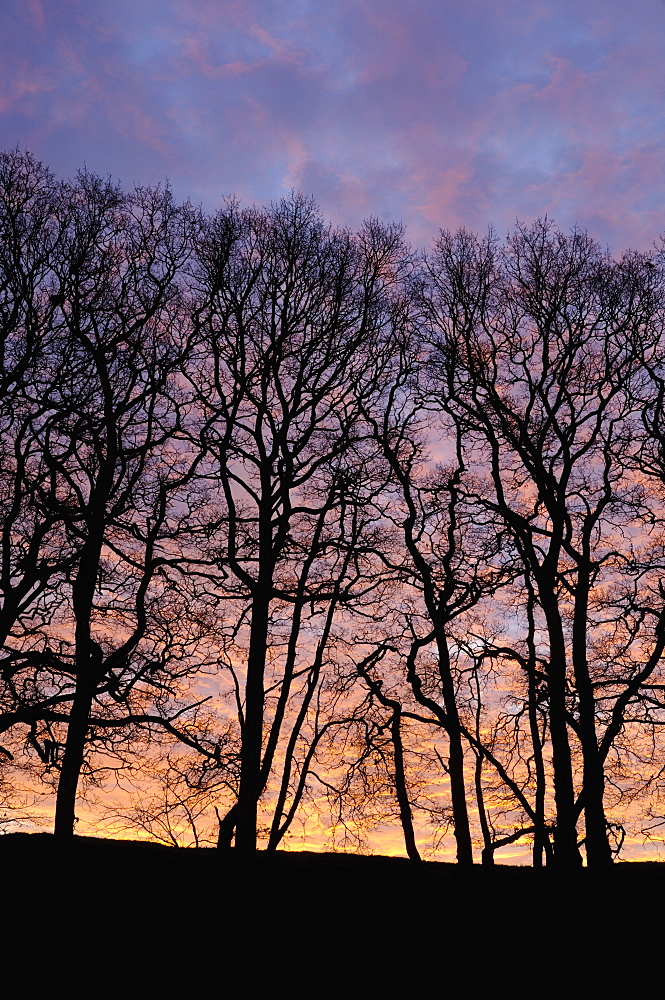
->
[0,154,213,836]
[353,317,515,862]
[421,220,664,866]
[189,197,408,853]
[0,150,77,741]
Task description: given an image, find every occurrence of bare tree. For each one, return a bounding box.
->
[0,151,78,737]
[189,197,408,853]
[421,220,664,866]
[0,155,214,835]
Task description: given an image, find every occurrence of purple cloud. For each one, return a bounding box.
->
[1,0,664,250]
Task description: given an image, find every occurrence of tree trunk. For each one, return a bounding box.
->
[216,804,237,849]
[539,590,583,868]
[436,635,474,864]
[391,708,421,863]
[526,584,548,868]
[54,525,106,838]
[235,584,270,855]
[53,677,97,837]
[572,567,613,867]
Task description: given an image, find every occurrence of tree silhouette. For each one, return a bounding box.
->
[6,150,665,865]
[421,221,665,866]
[188,197,408,853]
[0,153,212,835]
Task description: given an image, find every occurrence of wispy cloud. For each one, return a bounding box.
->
[1,0,663,249]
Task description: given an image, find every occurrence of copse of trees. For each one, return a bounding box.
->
[2,148,665,867]
[417,225,665,867]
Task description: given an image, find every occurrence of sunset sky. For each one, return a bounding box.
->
[2,0,664,253]
[3,1,665,863]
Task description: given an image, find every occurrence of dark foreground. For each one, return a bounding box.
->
[2,834,657,990]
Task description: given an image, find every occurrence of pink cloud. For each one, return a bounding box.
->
[1,0,664,251]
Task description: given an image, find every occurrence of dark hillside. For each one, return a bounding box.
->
[2,834,657,990]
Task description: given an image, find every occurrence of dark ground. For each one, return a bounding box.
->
[1,834,657,991]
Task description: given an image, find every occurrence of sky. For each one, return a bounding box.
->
[3,0,665,860]
[1,0,664,253]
